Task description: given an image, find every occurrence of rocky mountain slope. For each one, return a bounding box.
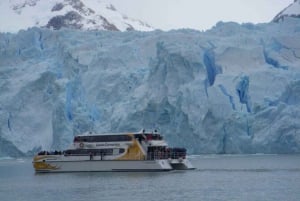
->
[0,0,153,32]
[273,0,300,22]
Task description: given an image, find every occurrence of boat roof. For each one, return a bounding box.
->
[76,130,161,137]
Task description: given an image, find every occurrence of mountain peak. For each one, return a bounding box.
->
[0,0,154,32]
[272,0,300,22]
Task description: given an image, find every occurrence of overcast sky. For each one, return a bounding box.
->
[109,0,294,31]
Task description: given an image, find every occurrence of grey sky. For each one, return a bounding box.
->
[109,0,294,30]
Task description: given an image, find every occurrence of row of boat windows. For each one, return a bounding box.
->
[74,135,132,142]
[64,148,125,155]
[74,133,163,143]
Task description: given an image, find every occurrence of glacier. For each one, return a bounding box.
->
[1,17,300,157]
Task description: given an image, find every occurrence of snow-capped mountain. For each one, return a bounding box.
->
[0,0,153,32]
[273,0,300,22]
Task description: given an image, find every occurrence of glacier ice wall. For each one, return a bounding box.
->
[1,18,300,156]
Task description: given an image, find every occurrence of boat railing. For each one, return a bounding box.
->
[36,151,186,161]
[104,151,186,160]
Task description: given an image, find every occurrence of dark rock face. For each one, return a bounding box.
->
[51,3,64,12]
[99,16,119,31]
[273,14,300,23]
[46,11,83,30]
[66,0,95,15]
[126,24,135,31]
[47,0,119,31]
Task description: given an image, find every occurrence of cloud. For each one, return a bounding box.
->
[109,0,293,30]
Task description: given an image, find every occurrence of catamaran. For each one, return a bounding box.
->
[32,130,194,172]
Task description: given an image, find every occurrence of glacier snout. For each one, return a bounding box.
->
[1,19,300,156]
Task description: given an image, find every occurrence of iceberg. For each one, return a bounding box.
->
[1,18,300,156]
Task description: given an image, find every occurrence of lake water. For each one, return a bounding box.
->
[0,154,300,201]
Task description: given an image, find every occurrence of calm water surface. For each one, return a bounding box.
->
[0,155,300,201]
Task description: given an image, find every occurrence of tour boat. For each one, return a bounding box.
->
[32,130,195,172]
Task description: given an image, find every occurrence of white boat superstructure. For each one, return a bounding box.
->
[32,130,195,172]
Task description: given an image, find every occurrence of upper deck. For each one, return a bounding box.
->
[74,130,164,143]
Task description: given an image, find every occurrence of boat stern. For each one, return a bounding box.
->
[169,158,195,170]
